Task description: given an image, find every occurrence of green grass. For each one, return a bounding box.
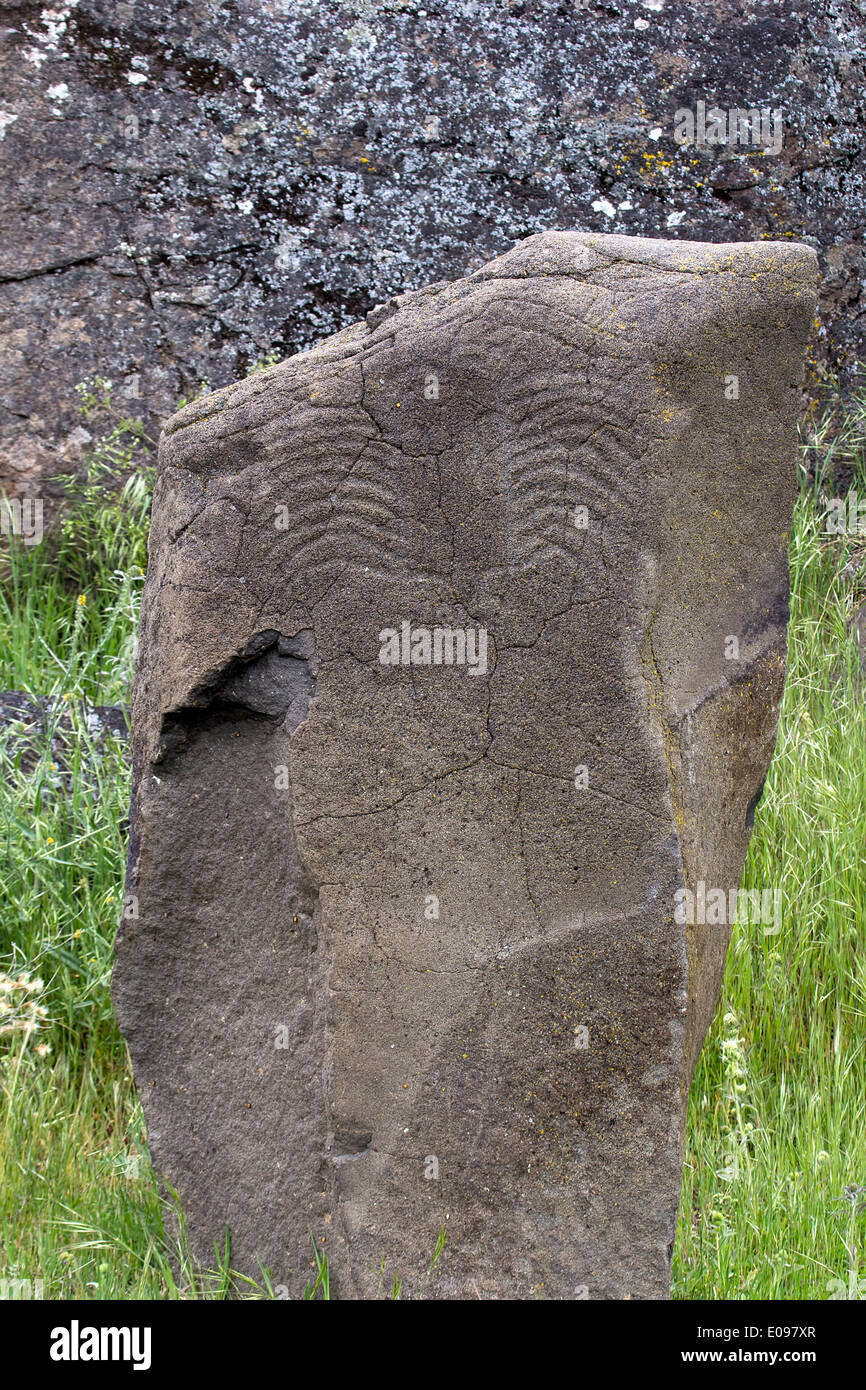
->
[673,384,866,1300]
[1,379,865,1300]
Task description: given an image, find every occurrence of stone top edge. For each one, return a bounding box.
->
[160,231,818,447]
[469,230,819,280]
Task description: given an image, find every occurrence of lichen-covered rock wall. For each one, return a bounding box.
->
[1,0,862,498]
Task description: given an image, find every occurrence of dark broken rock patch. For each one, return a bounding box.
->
[0,691,129,778]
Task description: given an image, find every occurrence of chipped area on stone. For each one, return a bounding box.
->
[113,230,816,1299]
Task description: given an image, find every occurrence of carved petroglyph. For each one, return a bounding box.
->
[114,232,816,1298]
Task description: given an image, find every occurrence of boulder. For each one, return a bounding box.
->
[0,0,858,504]
[113,230,816,1298]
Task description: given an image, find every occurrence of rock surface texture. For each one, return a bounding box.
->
[113,230,816,1299]
[0,0,860,502]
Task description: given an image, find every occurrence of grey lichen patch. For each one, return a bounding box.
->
[0,1,859,503]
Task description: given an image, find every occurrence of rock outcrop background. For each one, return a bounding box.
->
[1,0,863,501]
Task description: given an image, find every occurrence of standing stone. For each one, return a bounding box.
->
[113,231,816,1299]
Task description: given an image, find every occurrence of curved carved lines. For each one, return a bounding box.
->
[275,418,409,582]
[504,376,643,572]
[271,335,647,587]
